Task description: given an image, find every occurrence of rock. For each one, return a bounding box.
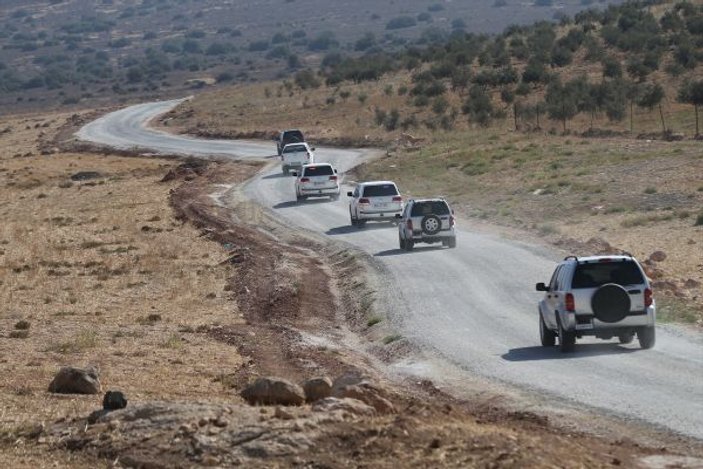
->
[274,406,295,420]
[312,397,376,417]
[48,366,101,394]
[333,384,395,414]
[240,377,305,406]
[103,391,128,410]
[331,371,369,393]
[302,377,332,403]
[649,250,667,262]
[684,279,701,289]
[70,171,102,181]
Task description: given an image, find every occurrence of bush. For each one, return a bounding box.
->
[386,16,417,30]
[294,69,320,89]
[695,212,703,226]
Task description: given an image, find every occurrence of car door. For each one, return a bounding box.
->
[399,203,411,239]
[542,265,562,329]
[350,186,360,217]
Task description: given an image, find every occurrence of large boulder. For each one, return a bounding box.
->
[649,250,667,262]
[48,366,101,395]
[331,372,395,414]
[302,377,332,403]
[240,377,305,406]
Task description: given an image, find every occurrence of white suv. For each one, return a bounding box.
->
[398,198,456,250]
[536,255,656,353]
[281,142,314,175]
[347,181,403,227]
[293,163,340,201]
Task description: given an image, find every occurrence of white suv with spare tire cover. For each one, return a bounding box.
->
[536,254,656,353]
[397,198,456,250]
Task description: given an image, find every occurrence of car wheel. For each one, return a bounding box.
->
[558,318,575,353]
[540,314,556,347]
[448,237,457,249]
[404,239,414,251]
[357,219,366,228]
[618,332,635,344]
[420,215,442,235]
[350,211,357,227]
[638,327,655,349]
[283,167,289,175]
[399,234,406,250]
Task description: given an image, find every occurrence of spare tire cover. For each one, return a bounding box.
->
[591,283,631,323]
[421,215,441,235]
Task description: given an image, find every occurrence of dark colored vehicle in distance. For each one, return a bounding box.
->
[276,129,305,155]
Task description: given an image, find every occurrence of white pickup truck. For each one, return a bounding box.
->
[281,142,315,175]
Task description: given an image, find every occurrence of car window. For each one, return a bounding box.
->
[283,144,306,153]
[571,261,644,288]
[303,165,333,176]
[361,184,398,197]
[410,201,450,217]
[353,187,359,197]
[549,266,562,291]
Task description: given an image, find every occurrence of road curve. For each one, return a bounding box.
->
[77,100,703,441]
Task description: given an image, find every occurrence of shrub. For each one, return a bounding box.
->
[695,212,703,226]
[386,16,417,30]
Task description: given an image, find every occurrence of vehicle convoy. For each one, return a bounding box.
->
[276,129,305,156]
[398,198,456,250]
[347,181,403,227]
[292,163,340,201]
[281,142,314,175]
[536,255,656,352]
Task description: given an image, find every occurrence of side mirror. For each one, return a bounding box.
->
[535,282,549,292]
[334,169,338,174]
[291,171,298,177]
[347,191,353,197]
[311,147,316,151]
[395,214,402,219]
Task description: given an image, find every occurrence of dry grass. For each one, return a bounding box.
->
[0,111,248,443]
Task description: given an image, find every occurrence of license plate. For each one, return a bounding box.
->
[575,323,593,330]
[376,203,388,208]
[314,182,324,186]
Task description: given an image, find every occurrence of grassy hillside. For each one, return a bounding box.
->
[0,0,624,111]
[165,0,703,321]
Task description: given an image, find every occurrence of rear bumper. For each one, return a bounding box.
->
[300,186,339,196]
[358,209,402,220]
[562,306,656,333]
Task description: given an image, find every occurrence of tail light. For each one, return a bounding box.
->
[392,196,402,202]
[565,293,575,312]
[644,288,653,307]
[449,215,455,227]
[359,198,370,204]
[329,175,338,181]
[300,177,310,183]
[406,219,413,230]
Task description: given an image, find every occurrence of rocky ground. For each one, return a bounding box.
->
[1,110,702,468]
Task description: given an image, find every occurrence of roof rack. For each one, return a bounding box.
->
[563,255,578,261]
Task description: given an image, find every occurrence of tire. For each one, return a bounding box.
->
[558,317,575,353]
[357,219,366,228]
[638,327,656,349]
[283,167,289,175]
[618,332,635,344]
[399,234,406,250]
[448,237,457,249]
[420,215,441,235]
[591,283,631,323]
[404,239,414,251]
[296,194,305,202]
[540,314,556,347]
[350,211,357,227]
[331,194,339,201]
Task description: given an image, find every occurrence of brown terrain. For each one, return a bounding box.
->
[2,109,702,468]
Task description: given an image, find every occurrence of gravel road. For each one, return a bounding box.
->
[78,99,703,441]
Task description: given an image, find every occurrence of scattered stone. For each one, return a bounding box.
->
[70,171,102,181]
[303,377,332,403]
[49,366,101,394]
[649,251,667,262]
[312,397,376,417]
[274,406,295,420]
[333,384,395,414]
[103,391,128,410]
[240,377,305,406]
[684,279,701,289]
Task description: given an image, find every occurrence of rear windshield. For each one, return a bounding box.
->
[283,144,306,153]
[303,165,333,176]
[362,184,398,197]
[411,201,450,217]
[282,130,304,144]
[571,261,644,289]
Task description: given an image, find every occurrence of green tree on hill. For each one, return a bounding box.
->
[678,80,703,136]
[637,83,666,133]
